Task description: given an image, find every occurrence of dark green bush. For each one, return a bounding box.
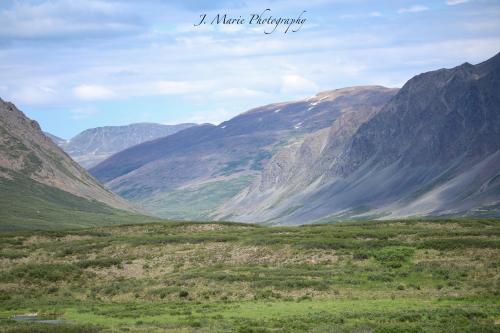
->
[8,263,80,282]
[0,322,100,333]
[373,246,415,267]
[0,250,28,259]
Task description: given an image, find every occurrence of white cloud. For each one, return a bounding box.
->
[446,0,469,5]
[213,88,268,100]
[73,84,115,100]
[0,0,143,40]
[1,0,498,135]
[10,85,58,105]
[175,22,215,34]
[152,81,211,95]
[167,107,238,126]
[72,80,214,101]
[398,5,429,14]
[281,75,318,95]
[218,24,245,33]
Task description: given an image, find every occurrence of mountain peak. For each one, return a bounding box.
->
[215,53,500,224]
[475,50,500,74]
[484,51,500,63]
[58,122,197,168]
[311,85,396,101]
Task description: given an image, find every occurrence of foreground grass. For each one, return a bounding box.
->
[0,219,499,332]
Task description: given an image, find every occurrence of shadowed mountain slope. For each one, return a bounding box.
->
[90,87,397,219]
[217,53,500,224]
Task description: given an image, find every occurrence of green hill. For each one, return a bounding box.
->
[0,172,162,231]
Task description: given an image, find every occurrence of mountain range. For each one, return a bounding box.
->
[48,123,196,168]
[216,53,500,224]
[90,86,397,220]
[90,52,500,224]
[2,53,499,229]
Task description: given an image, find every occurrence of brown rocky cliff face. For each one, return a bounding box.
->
[0,99,135,212]
[216,53,500,224]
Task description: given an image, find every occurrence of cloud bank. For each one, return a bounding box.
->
[0,0,499,137]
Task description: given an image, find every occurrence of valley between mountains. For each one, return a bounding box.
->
[1,53,499,230]
[0,52,499,333]
[51,53,500,225]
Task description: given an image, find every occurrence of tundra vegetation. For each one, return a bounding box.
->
[0,219,499,332]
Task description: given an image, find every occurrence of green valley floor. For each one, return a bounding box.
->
[0,219,499,332]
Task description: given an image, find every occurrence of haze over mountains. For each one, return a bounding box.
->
[90,53,500,224]
[48,123,196,168]
[90,86,397,220]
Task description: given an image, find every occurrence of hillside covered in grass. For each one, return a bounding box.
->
[0,173,164,231]
[0,219,499,332]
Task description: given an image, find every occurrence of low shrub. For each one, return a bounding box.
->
[77,258,122,269]
[8,263,80,282]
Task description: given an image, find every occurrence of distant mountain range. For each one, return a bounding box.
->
[0,99,150,230]
[91,52,500,224]
[2,53,499,228]
[48,123,196,168]
[43,131,66,145]
[90,86,398,220]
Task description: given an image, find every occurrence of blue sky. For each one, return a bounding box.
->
[0,0,499,138]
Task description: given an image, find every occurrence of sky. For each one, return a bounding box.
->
[0,0,499,139]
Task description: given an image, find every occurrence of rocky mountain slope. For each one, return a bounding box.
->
[43,131,66,145]
[90,86,397,219]
[52,123,195,168]
[0,98,142,230]
[217,53,500,224]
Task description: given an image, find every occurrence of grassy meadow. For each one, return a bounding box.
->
[0,219,499,332]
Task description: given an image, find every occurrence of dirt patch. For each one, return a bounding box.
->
[414,222,467,230]
[88,262,146,280]
[23,236,51,246]
[181,243,339,266]
[178,223,246,233]
[0,283,18,290]
[58,235,94,242]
